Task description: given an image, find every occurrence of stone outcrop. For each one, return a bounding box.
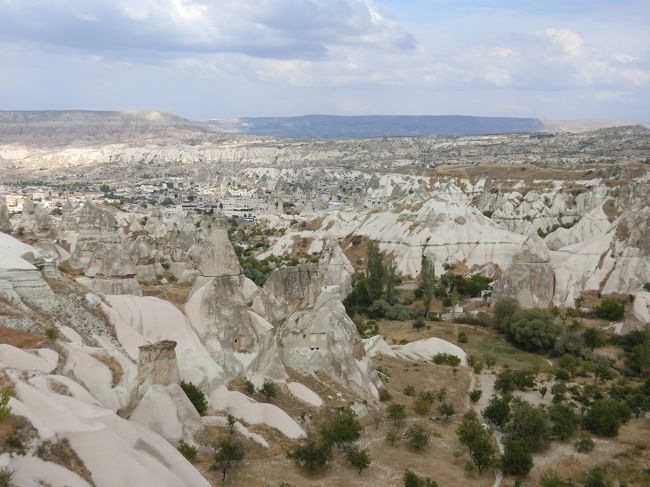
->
[319,241,354,298]
[189,224,241,277]
[137,340,180,396]
[492,234,555,309]
[274,285,381,399]
[262,264,321,323]
[621,291,650,333]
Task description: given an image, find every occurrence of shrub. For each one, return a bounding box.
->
[287,435,333,472]
[548,403,579,441]
[596,298,624,321]
[385,430,401,446]
[494,368,536,393]
[469,389,483,404]
[180,381,208,416]
[346,446,371,475]
[458,331,468,343]
[368,300,391,319]
[457,411,496,473]
[403,469,439,487]
[259,379,277,402]
[405,423,431,451]
[574,436,595,453]
[583,328,607,349]
[403,385,416,397]
[437,403,455,423]
[413,397,432,415]
[644,283,650,292]
[432,353,461,366]
[387,403,407,430]
[539,470,575,487]
[582,399,630,436]
[320,406,362,447]
[412,318,426,331]
[583,467,609,487]
[244,380,256,396]
[213,435,245,481]
[0,467,14,487]
[493,298,521,329]
[177,440,197,463]
[0,389,14,422]
[379,388,393,402]
[44,327,60,340]
[500,437,533,476]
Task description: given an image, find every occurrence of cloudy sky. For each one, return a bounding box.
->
[1,0,648,121]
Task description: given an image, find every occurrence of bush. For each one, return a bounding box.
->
[320,406,362,447]
[0,467,14,487]
[574,436,595,453]
[482,395,510,428]
[259,379,277,402]
[548,403,579,441]
[387,403,407,430]
[583,328,607,349]
[583,467,609,487]
[582,399,630,437]
[500,437,533,476]
[367,300,391,319]
[644,283,650,292]
[493,298,521,329]
[413,397,432,415]
[346,446,371,475]
[403,385,416,397]
[413,318,426,331]
[403,469,439,487]
[494,368,536,393]
[385,430,401,446]
[458,331,468,343]
[437,403,454,423]
[596,298,624,321]
[287,435,333,472]
[507,316,559,352]
[177,440,197,463]
[539,470,575,487]
[244,380,256,396]
[457,411,496,473]
[180,381,208,416]
[432,353,461,366]
[379,388,393,402]
[44,327,60,340]
[505,399,550,452]
[469,389,483,404]
[0,389,14,422]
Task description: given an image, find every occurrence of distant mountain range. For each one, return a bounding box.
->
[0,109,638,145]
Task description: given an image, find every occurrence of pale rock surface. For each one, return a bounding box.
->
[208,385,305,439]
[102,294,225,391]
[0,345,58,373]
[185,275,275,378]
[262,264,321,323]
[286,381,323,407]
[492,234,555,309]
[273,286,381,399]
[362,335,397,358]
[130,383,201,442]
[622,291,650,333]
[319,241,355,298]
[394,337,467,365]
[7,378,211,487]
[76,276,143,295]
[201,416,270,448]
[137,340,180,395]
[189,224,241,276]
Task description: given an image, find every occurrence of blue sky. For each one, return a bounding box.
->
[0,0,648,121]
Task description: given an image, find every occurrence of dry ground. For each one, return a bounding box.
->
[0,324,46,348]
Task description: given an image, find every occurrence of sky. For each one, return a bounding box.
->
[0,0,649,121]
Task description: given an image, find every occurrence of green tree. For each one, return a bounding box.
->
[469,389,483,404]
[366,241,385,301]
[403,470,439,487]
[177,440,197,463]
[387,403,407,431]
[320,406,362,447]
[582,399,630,437]
[583,328,606,350]
[384,259,400,305]
[0,389,14,422]
[405,423,431,451]
[505,398,550,452]
[437,403,455,424]
[180,381,208,416]
[213,435,245,481]
[482,395,511,428]
[548,402,579,440]
[596,298,624,321]
[492,298,520,329]
[500,437,533,476]
[287,435,333,472]
[346,446,371,475]
[259,379,277,403]
[457,411,496,473]
[419,255,436,319]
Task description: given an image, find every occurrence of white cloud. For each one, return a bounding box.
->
[544,28,584,57]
